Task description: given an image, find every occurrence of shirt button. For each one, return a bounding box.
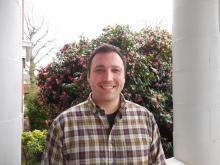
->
[110,140,114,145]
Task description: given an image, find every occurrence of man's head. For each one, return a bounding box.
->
[87,44,126,105]
[87,44,126,75]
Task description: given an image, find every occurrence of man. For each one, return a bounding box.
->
[41,44,166,165]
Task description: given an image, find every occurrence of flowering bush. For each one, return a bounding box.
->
[36,25,173,157]
[123,27,173,156]
[37,38,92,112]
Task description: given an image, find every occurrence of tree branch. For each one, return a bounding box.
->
[32,28,49,49]
[35,46,57,65]
[33,39,56,58]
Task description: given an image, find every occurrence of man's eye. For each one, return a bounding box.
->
[112,69,120,73]
[95,69,104,73]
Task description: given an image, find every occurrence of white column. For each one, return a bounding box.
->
[0,0,22,164]
[173,0,220,164]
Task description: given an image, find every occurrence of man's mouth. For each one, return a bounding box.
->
[100,84,116,89]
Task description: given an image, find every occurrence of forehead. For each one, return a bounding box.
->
[91,52,124,68]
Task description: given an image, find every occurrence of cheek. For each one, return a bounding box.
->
[120,75,125,81]
[88,76,100,86]
[118,76,125,85]
[122,79,125,86]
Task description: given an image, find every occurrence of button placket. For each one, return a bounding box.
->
[108,134,114,165]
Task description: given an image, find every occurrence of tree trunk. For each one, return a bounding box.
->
[29,56,36,93]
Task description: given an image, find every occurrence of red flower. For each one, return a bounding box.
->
[60,75,64,79]
[127,72,134,77]
[154,82,160,88]
[60,44,70,53]
[47,77,52,81]
[82,64,87,68]
[79,74,83,80]
[68,75,73,81]
[56,79,60,84]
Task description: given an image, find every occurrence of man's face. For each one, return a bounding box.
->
[87,52,125,105]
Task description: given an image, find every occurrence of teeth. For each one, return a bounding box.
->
[102,85,115,88]
[102,86,113,88]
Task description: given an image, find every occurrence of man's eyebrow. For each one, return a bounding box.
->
[94,65,122,68]
[93,65,123,71]
[94,65,105,69]
[111,65,122,68]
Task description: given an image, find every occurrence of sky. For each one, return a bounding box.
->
[26,0,173,66]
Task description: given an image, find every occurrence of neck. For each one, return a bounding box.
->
[101,101,120,114]
[92,96,121,114]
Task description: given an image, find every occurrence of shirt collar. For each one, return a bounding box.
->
[87,93,127,115]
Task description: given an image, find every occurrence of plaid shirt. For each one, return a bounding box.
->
[41,94,166,165]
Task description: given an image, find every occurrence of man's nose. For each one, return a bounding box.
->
[104,70,113,81]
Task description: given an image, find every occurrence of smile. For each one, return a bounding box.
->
[100,84,116,89]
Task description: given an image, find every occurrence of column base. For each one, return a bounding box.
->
[166,157,187,165]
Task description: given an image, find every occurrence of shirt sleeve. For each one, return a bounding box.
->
[148,113,167,165]
[41,118,64,165]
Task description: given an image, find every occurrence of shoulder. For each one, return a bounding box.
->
[124,100,159,134]
[124,100,157,128]
[125,100,154,118]
[51,100,91,128]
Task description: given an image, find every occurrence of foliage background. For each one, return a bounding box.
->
[25,24,173,158]
[22,130,47,165]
